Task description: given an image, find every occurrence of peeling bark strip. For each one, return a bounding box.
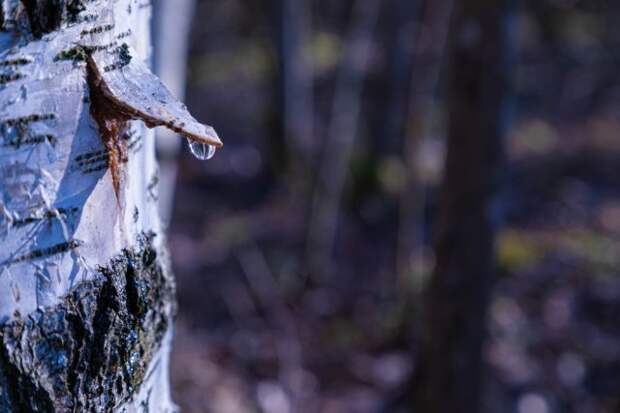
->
[86,46,131,202]
[83,42,221,200]
[84,45,222,148]
[0,232,174,412]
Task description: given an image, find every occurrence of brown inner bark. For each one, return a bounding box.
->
[85,54,130,204]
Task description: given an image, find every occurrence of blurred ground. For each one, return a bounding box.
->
[166,1,620,412]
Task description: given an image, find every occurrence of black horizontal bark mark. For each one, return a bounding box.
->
[0,232,174,412]
[2,113,55,128]
[80,23,114,37]
[75,148,107,162]
[0,72,23,85]
[6,239,81,264]
[0,58,32,67]
[2,134,56,148]
[9,207,79,228]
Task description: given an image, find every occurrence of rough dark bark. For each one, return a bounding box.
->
[19,0,86,37]
[411,0,516,412]
[0,232,174,412]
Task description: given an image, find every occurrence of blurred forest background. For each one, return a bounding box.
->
[158,0,620,412]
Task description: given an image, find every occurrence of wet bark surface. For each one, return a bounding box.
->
[0,232,174,412]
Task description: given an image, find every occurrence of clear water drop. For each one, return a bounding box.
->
[187,139,216,160]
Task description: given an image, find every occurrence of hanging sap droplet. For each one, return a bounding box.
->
[187,139,216,160]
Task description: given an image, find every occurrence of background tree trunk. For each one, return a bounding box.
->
[152,0,196,227]
[411,0,516,412]
[0,1,218,411]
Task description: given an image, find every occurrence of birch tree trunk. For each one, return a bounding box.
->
[0,1,220,411]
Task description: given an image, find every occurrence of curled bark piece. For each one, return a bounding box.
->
[85,44,222,148]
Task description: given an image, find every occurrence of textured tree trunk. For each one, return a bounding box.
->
[0,1,219,411]
[411,0,516,412]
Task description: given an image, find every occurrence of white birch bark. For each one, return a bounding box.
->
[0,1,220,411]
